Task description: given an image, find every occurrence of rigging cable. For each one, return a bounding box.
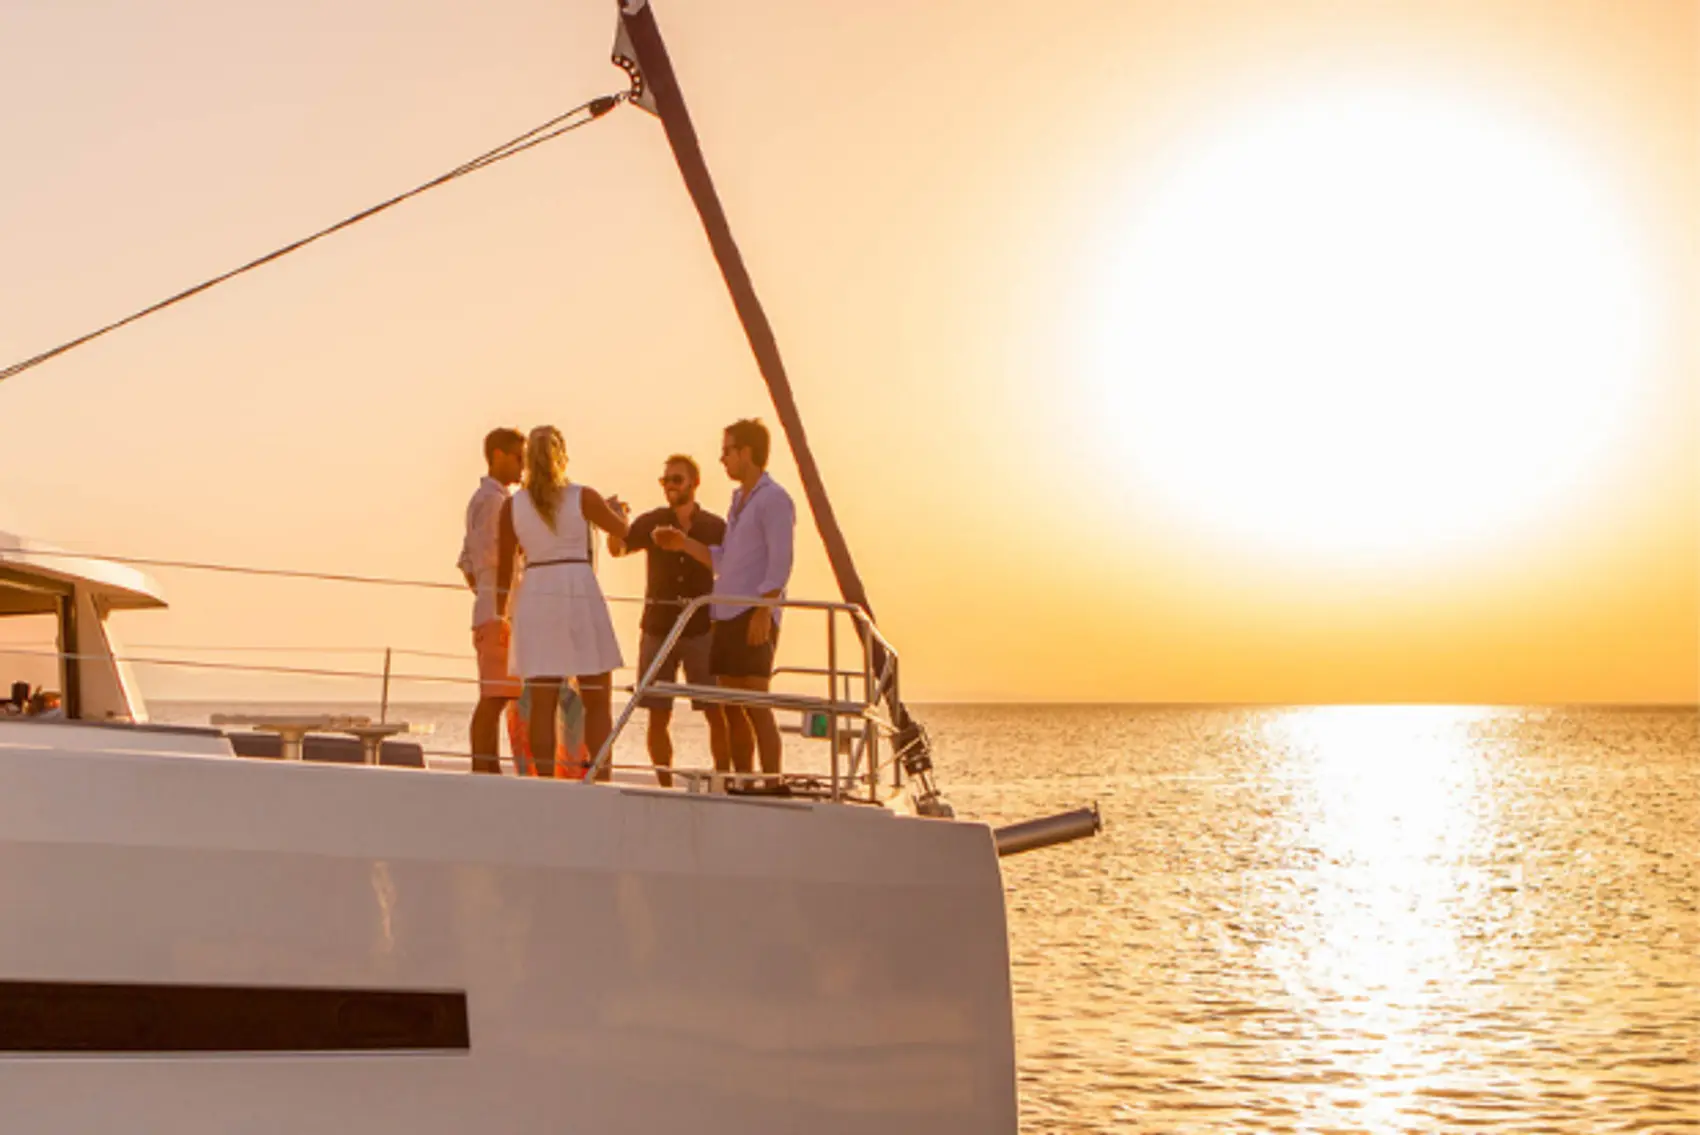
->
[1,545,653,603]
[129,644,475,661]
[0,645,639,687]
[0,646,478,687]
[0,93,624,388]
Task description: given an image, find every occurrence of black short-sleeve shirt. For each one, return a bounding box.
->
[623,505,727,636]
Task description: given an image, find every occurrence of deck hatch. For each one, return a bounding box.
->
[0,981,468,1053]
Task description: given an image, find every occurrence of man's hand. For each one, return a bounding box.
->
[653,526,713,567]
[607,495,631,519]
[746,606,773,646]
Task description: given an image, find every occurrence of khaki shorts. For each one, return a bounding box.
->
[635,630,714,712]
[473,620,521,699]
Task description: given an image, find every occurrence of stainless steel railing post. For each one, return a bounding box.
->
[379,647,392,724]
[826,607,840,803]
[862,610,875,798]
[586,595,707,782]
[582,593,905,798]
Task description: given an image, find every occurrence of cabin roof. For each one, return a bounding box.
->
[0,531,167,616]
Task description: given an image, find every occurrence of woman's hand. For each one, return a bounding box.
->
[580,486,630,539]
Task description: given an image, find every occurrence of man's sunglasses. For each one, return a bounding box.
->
[660,474,690,486]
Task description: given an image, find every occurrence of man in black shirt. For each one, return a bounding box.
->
[608,454,730,785]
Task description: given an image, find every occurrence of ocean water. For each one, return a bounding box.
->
[155,701,1700,1133]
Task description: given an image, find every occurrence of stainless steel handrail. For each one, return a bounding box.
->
[584,593,903,802]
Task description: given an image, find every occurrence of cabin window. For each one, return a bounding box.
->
[0,610,63,716]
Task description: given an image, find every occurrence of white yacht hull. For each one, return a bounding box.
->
[0,722,1018,1133]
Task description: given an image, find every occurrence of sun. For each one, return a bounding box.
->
[1084,87,1655,567]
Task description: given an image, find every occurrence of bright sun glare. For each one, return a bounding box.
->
[1087,88,1655,565]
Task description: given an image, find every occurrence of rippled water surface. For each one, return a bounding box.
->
[159,702,1698,1132]
[930,704,1700,1134]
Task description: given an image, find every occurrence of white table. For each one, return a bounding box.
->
[337,722,417,765]
[210,714,425,764]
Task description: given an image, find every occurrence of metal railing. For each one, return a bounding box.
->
[1,590,920,806]
[587,594,906,804]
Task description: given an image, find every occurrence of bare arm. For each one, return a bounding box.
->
[651,526,713,567]
[579,486,630,540]
[678,536,713,568]
[605,496,633,556]
[495,498,516,619]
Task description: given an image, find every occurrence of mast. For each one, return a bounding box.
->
[614,1,875,625]
[616,2,949,814]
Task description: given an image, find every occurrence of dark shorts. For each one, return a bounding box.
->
[710,609,779,680]
[636,630,714,711]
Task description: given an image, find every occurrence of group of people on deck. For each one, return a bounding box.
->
[457,418,796,786]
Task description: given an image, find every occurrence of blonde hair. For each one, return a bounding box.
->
[523,425,569,530]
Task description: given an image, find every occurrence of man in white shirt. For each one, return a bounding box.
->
[655,418,795,784]
[458,427,526,773]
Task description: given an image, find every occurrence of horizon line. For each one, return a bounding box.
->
[145,697,1700,711]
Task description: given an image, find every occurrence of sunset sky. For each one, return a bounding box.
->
[0,0,1694,704]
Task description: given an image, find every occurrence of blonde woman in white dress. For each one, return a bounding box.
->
[495,426,630,777]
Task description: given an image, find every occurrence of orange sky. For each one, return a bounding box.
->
[0,0,1694,704]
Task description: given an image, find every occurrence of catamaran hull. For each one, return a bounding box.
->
[0,724,1018,1133]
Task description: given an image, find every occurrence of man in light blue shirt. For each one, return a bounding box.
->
[457,427,525,774]
[654,418,795,782]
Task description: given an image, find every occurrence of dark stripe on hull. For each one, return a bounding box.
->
[0,981,468,1053]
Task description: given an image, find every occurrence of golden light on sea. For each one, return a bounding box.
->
[1261,706,1497,1131]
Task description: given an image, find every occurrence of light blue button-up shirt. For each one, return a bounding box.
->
[709,472,796,622]
[457,475,512,628]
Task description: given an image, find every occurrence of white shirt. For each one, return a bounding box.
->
[709,472,796,622]
[458,476,512,627]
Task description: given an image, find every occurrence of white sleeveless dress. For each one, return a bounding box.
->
[509,484,624,679]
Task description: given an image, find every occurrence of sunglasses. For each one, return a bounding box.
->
[660,474,690,486]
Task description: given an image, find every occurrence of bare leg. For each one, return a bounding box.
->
[527,679,562,779]
[721,676,781,782]
[469,696,508,775]
[646,704,674,787]
[724,700,756,777]
[703,705,731,774]
[579,674,613,783]
[750,705,782,777]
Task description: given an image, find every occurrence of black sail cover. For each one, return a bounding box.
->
[612,1,946,813]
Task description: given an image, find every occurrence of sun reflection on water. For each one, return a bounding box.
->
[1261,706,1499,1131]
